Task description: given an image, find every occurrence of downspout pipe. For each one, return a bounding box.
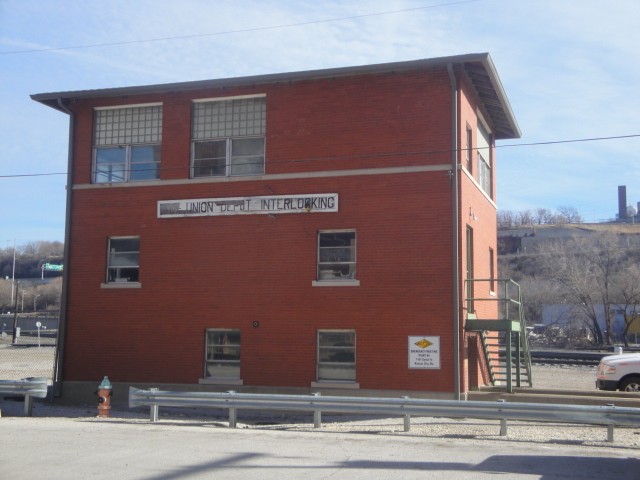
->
[53,97,74,398]
[447,63,461,401]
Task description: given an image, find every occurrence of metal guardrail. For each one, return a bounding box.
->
[0,377,48,416]
[129,387,640,443]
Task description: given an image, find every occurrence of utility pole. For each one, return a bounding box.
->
[11,238,18,305]
[11,281,19,344]
[8,240,16,304]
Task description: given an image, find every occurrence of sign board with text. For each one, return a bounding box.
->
[158,193,338,218]
[408,336,441,369]
[43,263,64,271]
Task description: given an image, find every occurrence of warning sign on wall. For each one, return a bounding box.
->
[408,336,441,369]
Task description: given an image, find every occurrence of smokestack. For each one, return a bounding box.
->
[618,185,627,220]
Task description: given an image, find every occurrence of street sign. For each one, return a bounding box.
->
[43,263,63,271]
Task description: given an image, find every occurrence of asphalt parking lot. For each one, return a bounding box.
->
[1,412,639,480]
[1,365,639,479]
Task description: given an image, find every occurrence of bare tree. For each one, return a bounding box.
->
[498,206,584,228]
[36,278,62,311]
[497,210,516,228]
[612,263,640,346]
[516,209,533,226]
[556,206,583,224]
[534,208,553,225]
[539,233,625,345]
[0,279,12,313]
[518,276,561,325]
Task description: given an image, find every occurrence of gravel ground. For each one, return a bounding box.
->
[531,363,598,390]
[238,364,639,450]
[2,364,639,451]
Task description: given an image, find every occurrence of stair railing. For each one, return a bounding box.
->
[465,278,533,390]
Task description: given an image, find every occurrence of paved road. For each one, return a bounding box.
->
[1,416,638,480]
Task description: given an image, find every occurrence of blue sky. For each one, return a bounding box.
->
[1,0,639,243]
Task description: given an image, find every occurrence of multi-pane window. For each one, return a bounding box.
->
[465,126,473,172]
[477,123,492,196]
[205,329,241,380]
[478,152,491,195]
[466,226,474,313]
[317,330,356,382]
[107,237,140,283]
[93,105,162,183]
[489,247,495,293]
[317,231,356,281]
[192,96,266,177]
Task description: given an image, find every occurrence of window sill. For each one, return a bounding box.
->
[312,280,360,287]
[311,381,360,389]
[101,282,142,289]
[198,378,244,386]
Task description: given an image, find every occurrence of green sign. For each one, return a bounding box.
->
[43,263,63,271]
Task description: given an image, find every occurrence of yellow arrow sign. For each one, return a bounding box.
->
[414,339,433,349]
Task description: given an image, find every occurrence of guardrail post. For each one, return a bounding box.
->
[515,332,521,388]
[402,396,411,432]
[150,388,159,422]
[498,400,508,436]
[312,392,322,428]
[228,391,237,428]
[500,418,508,436]
[506,333,513,393]
[606,404,615,442]
[24,394,33,417]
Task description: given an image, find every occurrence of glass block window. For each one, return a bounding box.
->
[95,105,162,146]
[93,104,162,183]
[192,97,265,139]
[192,96,266,177]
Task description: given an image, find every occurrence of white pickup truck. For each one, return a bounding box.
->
[596,353,640,392]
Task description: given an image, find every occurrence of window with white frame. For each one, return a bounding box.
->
[478,152,491,195]
[93,105,162,183]
[317,330,356,382]
[192,96,266,178]
[317,231,356,281]
[107,237,140,283]
[489,247,495,293]
[477,123,492,196]
[205,329,241,380]
[465,125,473,172]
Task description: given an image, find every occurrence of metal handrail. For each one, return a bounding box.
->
[0,377,48,416]
[129,387,640,442]
[465,277,533,390]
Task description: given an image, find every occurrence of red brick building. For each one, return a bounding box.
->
[33,53,520,401]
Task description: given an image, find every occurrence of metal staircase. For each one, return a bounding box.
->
[465,279,533,392]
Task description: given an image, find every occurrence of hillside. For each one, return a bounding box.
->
[498,223,640,255]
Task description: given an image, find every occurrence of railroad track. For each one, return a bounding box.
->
[530,350,619,366]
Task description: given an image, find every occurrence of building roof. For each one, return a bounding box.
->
[31,53,520,139]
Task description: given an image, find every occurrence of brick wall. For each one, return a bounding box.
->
[61,65,497,394]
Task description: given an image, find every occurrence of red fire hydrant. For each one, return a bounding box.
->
[97,376,112,418]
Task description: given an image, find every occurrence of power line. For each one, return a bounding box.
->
[0,172,68,179]
[499,134,640,148]
[0,1,480,55]
[1,133,638,179]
